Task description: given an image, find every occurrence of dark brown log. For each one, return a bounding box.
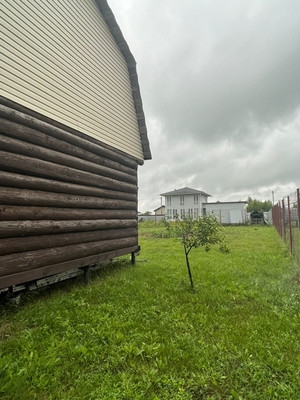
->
[0,118,137,177]
[0,237,138,274]
[0,171,136,201]
[0,186,136,209]
[0,150,137,193]
[0,133,136,184]
[0,228,137,255]
[0,205,137,221]
[0,245,139,289]
[0,103,140,168]
[0,219,137,238]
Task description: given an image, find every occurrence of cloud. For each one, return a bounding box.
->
[109,0,300,211]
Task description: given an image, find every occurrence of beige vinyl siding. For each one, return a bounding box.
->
[1,0,144,160]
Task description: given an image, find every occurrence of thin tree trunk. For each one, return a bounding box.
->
[185,249,194,290]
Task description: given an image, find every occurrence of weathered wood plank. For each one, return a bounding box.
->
[0,219,137,238]
[0,228,137,255]
[0,186,136,209]
[0,117,137,177]
[0,237,137,275]
[0,150,137,193]
[0,245,139,289]
[0,171,136,201]
[0,133,137,184]
[0,205,137,221]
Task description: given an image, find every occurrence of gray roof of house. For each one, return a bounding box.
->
[160,187,211,197]
[95,0,151,162]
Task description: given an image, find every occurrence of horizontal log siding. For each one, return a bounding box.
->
[1,0,144,161]
[0,108,139,289]
[0,228,137,256]
[0,118,136,176]
[0,171,136,201]
[0,246,139,290]
[0,237,137,275]
[0,206,137,221]
[0,187,136,209]
[0,151,136,193]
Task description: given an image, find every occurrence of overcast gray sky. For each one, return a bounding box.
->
[109,0,300,212]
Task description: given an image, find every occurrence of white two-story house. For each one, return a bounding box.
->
[160,187,211,220]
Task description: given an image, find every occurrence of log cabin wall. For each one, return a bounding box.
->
[0,100,139,290]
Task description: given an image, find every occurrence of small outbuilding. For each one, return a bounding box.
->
[203,201,248,224]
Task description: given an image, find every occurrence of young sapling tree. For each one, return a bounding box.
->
[166,214,229,290]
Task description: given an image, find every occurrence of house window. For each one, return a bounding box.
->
[167,209,172,219]
[180,195,184,206]
[194,195,199,205]
[187,208,193,217]
[194,208,199,217]
[203,208,207,215]
[180,209,186,219]
[166,196,171,206]
[173,209,178,218]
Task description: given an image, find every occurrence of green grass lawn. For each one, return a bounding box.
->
[0,226,299,399]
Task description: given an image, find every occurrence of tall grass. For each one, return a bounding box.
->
[0,226,299,399]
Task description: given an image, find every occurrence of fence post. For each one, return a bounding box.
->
[275,204,280,236]
[276,203,279,236]
[287,196,293,254]
[282,199,286,242]
[280,202,283,238]
[297,188,300,230]
[274,203,280,237]
[272,204,280,234]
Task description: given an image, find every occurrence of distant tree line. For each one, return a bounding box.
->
[140,211,152,216]
[246,197,273,213]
